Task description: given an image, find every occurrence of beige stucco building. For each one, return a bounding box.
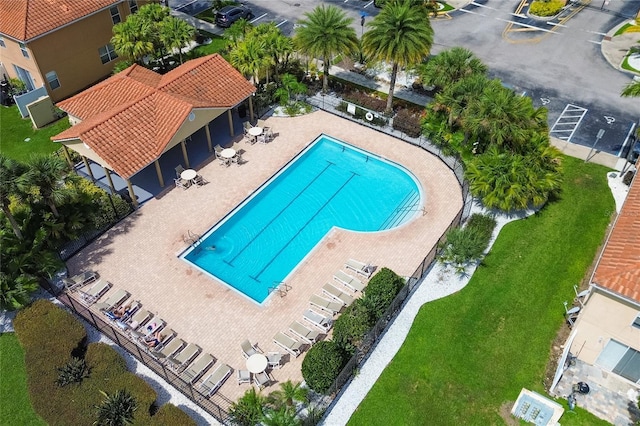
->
[0,0,152,102]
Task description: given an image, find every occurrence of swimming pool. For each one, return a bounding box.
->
[180,135,423,303]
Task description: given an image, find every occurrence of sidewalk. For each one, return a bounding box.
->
[601,19,640,75]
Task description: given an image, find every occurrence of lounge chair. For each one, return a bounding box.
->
[94,289,130,312]
[134,318,165,340]
[168,342,201,372]
[180,353,214,385]
[236,369,251,385]
[273,332,303,358]
[266,352,283,369]
[240,340,260,359]
[289,321,321,344]
[149,328,175,352]
[125,308,152,332]
[322,283,354,306]
[110,300,140,325]
[309,294,343,315]
[302,309,333,333]
[79,280,111,305]
[199,363,232,397]
[334,270,365,292]
[345,259,374,278]
[155,337,185,360]
[253,371,271,389]
[63,271,97,292]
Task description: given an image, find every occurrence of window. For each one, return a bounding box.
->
[129,0,138,14]
[596,340,640,383]
[19,42,29,58]
[110,5,121,24]
[0,36,5,48]
[45,71,60,90]
[633,314,640,329]
[12,65,35,91]
[99,44,118,64]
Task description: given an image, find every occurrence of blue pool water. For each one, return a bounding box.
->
[180,135,422,303]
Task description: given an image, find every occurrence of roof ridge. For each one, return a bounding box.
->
[157,54,217,90]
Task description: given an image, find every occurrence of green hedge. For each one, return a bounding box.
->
[362,267,405,320]
[332,299,374,355]
[529,0,565,17]
[13,300,192,425]
[148,403,197,425]
[301,341,347,394]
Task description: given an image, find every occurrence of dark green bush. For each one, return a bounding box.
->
[56,357,90,387]
[392,108,423,138]
[342,90,387,113]
[333,299,374,354]
[466,213,497,242]
[362,267,405,320]
[149,403,197,426]
[438,213,497,269]
[85,342,127,378]
[301,341,347,394]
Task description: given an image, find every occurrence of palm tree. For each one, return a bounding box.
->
[230,36,270,84]
[229,387,267,426]
[160,16,195,65]
[294,5,359,93]
[224,19,253,51]
[17,155,71,218]
[275,74,307,106]
[363,0,434,114]
[621,79,640,97]
[111,15,154,64]
[0,154,26,239]
[419,47,487,91]
[95,389,137,426]
[262,406,301,426]
[267,380,309,410]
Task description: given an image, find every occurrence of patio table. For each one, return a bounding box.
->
[246,353,268,374]
[221,148,236,159]
[248,127,263,137]
[180,169,197,181]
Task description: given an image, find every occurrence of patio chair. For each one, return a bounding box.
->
[266,352,283,369]
[309,294,343,316]
[334,270,365,292]
[168,342,201,372]
[175,178,190,190]
[345,259,375,278]
[257,119,268,128]
[273,332,303,358]
[79,280,111,306]
[240,340,260,359]
[265,127,274,142]
[243,121,253,134]
[94,288,130,312]
[322,283,354,306]
[253,371,271,389]
[199,363,232,397]
[154,337,185,360]
[232,153,245,166]
[175,164,185,178]
[257,133,267,144]
[302,309,333,333]
[62,271,98,292]
[289,321,321,345]
[236,369,251,385]
[193,174,207,186]
[180,353,214,385]
[215,150,230,167]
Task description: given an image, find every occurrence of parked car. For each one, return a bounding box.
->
[215,5,252,28]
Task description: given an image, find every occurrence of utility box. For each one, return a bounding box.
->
[26,96,57,128]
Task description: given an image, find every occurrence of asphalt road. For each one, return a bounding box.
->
[168,0,640,157]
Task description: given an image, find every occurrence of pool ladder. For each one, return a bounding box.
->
[268,281,292,298]
[184,230,202,246]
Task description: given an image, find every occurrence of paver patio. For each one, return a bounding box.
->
[67,110,462,401]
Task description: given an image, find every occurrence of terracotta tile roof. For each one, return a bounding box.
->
[593,175,640,303]
[53,55,255,179]
[0,0,120,41]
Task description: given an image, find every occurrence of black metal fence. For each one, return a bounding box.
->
[56,292,234,424]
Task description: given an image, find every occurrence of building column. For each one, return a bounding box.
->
[61,145,74,169]
[248,97,255,123]
[154,160,164,187]
[82,156,96,181]
[181,140,190,168]
[102,166,116,194]
[126,179,138,209]
[227,109,235,137]
[204,124,213,152]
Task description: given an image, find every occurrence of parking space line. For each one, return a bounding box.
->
[276,20,288,28]
[250,13,268,24]
[459,9,483,15]
[550,104,588,141]
[364,1,374,7]
[588,40,602,45]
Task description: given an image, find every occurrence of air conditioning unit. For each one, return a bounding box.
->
[26,96,57,128]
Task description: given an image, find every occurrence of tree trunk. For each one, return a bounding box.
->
[322,55,330,94]
[385,62,399,115]
[2,205,23,239]
[48,200,59,218]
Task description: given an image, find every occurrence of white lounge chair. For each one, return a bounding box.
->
[180,353,214,385]
[273,332,303,358]
[240,340,260,359]
[125,308,151,331]
[344,259,374,278]
[309,294,343,315]
[149,328,175,352]
[289,321,321,344]
[322,283,354,306]
[94,289,130,312]
[63,271,97,292]
[79,280,111,305]
[303,309,333,333]
[155,337,185,360]
[334,270,366,292]
[200,363,232,397]
[169,342,201,372]
[134,318,165,340]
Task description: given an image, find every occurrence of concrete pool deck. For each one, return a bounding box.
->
[66,110,463,402]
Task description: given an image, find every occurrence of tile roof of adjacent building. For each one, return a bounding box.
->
[592,174,640,303]
[0,0,120,41]
[53,54,256,179]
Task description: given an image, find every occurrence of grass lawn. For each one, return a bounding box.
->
[188,35,228,59]
[0,333,46,425]
[195,7,216,23]
[348,156,614,426]
[0,105,70,163]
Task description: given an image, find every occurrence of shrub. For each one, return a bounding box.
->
[342,90,387,113]
[362,268,405,320]
[94,389,137,426]
[85,342,127,379]
[230,387,267,426]
[301,341,347,394]
[466,213,497,242]
[333,299,374,354]
[56,357,90,387]
[623,170,635,186]
[529,0,565,17]
[438,214,497,270]
[392,108,423,138]
[151,404,197,425]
